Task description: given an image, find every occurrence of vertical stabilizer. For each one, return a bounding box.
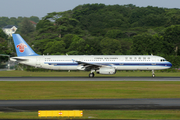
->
[12,34,39,57]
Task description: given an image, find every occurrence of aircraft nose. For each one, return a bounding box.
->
[169,62,172,68]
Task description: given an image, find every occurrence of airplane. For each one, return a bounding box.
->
[10,34,172,78]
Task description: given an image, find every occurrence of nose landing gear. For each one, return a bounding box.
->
[152,70,155,78]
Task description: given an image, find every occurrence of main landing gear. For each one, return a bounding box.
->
[89,73,94,78]
[89,70,95,78]
[152,70,155,78]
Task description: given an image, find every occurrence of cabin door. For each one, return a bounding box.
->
[36,57,41,68]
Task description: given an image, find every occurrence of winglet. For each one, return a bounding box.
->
[12,34,39,57]
[72,59,76,62]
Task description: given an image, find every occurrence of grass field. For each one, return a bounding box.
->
[0,110,180,119]
[0,70,180,77]
[0,81,180,99]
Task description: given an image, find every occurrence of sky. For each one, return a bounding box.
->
[0,0,180,18]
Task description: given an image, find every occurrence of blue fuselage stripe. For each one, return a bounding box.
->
[44,62,172,67]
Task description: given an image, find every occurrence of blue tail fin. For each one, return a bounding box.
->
[12,34,39,57]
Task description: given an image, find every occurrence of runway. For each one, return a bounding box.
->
[0,99,180,111]
[0,77,180,81]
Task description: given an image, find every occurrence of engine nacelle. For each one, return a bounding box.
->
[77,65,85,70]
[96,67,116,75]
[77,65,91,71]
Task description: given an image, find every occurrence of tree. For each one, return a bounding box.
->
[36,20,57,40]
[72,3,105,21]
[62,34,74,49]
[139,14,167,27]
[33,39,54,55]
[0,37,10,55]
[131,33,162,55]
[19,18,35,34]
[119,39,133,55]
[0,17,9,28]
[166,15,180,27]
[129,6,166,26]
[164,25,180,56]
[43,40,66,55]
[55,17,72,38]
[0,29,8,40]
[0,30,11,63]
[105,29,127,39]
[29,16,40,23]
[84,36,102,55]
[68,35,86,54]
[43,12,79,38]
[9,17,18,25]
[100,38,122,55]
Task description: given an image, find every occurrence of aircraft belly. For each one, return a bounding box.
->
[41,64,58,70]
[60,66,77,70]
[117,65,170,70]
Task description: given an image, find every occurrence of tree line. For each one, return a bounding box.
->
[0,16,39,28]
[1,4,180,69]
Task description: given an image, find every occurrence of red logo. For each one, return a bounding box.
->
[16,43,27,53]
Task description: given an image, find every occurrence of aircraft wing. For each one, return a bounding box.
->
[75,60,102,67]
[73,59,113,70]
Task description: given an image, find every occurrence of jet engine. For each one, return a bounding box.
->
[96,67,116,75]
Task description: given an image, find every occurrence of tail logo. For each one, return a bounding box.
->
[17,43,27,53]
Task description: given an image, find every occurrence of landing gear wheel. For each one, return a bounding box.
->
[152,70,155,78]
[89,73,94,78]
[152,74,155,78]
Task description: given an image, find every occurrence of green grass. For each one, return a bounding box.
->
[0,70,180,77]
[1,110,180,119]
[84,110,180,119]
[0,81,180,100]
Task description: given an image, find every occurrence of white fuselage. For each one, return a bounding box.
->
[11,55,172,71]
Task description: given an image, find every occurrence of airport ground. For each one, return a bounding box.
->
[0,71,180,119]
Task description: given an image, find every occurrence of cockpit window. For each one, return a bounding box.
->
[161,59,167,62]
